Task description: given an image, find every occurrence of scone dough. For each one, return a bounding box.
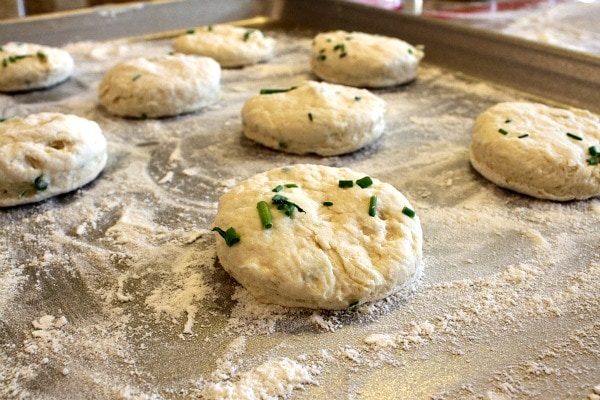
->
[173,25,275,68]
[0,113,108,207]
[242,81,386,156]
[212,164,423,310]
[0,42,74,92]
[98,54,220,119]
[310,30,424,88]
[470,102,600,201]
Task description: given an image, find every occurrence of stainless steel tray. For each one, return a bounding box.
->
[1,1,599,399]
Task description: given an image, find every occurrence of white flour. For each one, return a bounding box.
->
[0,27,598,400]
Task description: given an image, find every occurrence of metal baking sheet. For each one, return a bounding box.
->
[1,1,599,399]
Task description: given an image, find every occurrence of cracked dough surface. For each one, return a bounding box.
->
[242,80,386,156]
[212,164,423,310]
[310,30,424,88]
[0,42,74,92]
[470,102,600,201]
[98,54,220,119]
[172,24,275,68]
[0,113,107,207]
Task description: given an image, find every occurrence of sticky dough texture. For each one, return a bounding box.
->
[172,25,275,68]
[242,81,386,156]
[0,42,74,92]
[98,54,220,118]
[310,30,424,88]
[0,113,108,207]
[470,102,600,201]
[212,164,423,310]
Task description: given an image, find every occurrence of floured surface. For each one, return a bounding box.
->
[0,28,598,399]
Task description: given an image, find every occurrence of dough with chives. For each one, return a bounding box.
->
[173,24,275,68]
[0,42,74,92]
[241,80,386,156]
[212,164,423,310]
[310,30,424,88]
[98,54,220,119]
[470,102,600,201]
[0,113,107,207]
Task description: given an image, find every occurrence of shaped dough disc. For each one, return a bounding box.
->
[212,164,423,310]
[0,113,108,207]
[470,102,600,201]
[98,54,220,119]
[0,42,74,92]
[242,81,386,156]
[310,30,424,88]
[173,25,275,68]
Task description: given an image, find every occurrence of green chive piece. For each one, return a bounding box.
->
[348,300,360,309]
[587,157,599,166]
[356,176,373,189]
[308,112,313,122]
[186,29,195,34]
[498,128,509,135]
[402,206,416,218]
[408,48,413,55]
[141,113,148,120]
[339,52,347,58]
[284,183,298,188]
[368,195,378,217]
[323,201,333,207]
[354,96,361,101]
[272,185,283,192]
[243,30,255,41]
[505,118,512,123]
[132,74,142,81]
[207,25,213,31]
[566,132,583,141]
[260,87,297,95]
[317,54,326,61]
[518,134,529,139]
[257,201,273,229]
[589,146,599,156]
[338,180,353,188]
[278,138,287,149]
[272,194,305,217]
[2,59,7,68]
[33,175,48,191]
[36,52,46,60]
[333,43,345,52]
[212,226,241,247]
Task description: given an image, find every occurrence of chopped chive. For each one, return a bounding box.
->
[408,48,413,55]
[278,138,287,149]
[284,183,298,188]
[212,226,241,247]
[319,48,326,54]
[272,194,305,217]
[260,86,297,95]
[2,59,7,68]
[348,300,360,309]
[518,134,529,139]
[505,118,512,123]
[317,54,326,61]
[186,29,195,34]
[36,52,46,60]
[566,132,583,141]
[333,43,345,51]
[308,112,313,122]
[402,206,416,218]
[354,96,361,101]
[141,113,148,120]
[243,30,255,41]
[356,176,373,189]
[33,175,48,191]
[272,185,283,192]
[323,201,333,207]
[589,146,599,156]
[132,74,142,81]
[257,201,273,229]
[368,195,378,217]
[207,25,213,31]
[339,52,347,58]
[498,128,509,135]
[338,180,353,188]
[587,157,599,166]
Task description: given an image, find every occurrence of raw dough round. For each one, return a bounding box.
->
[470,102,600,201]
[241,80,386,156]
[212,164,423,310]
[310,30,424,88]
[0,42,74,92]
[172,25,275,68]
[98,54,220,119]
[0,112,108,207]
